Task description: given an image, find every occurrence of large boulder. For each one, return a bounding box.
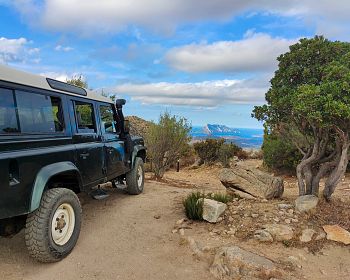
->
[295,195,318,213]
[202,199,227,223]
[210,246,279,279]
[219,167,284,199]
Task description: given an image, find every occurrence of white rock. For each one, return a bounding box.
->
[285,219,291,224]
[278,203,293,209]
[263,224,294,241]
[179,228,185,236]
[176,218,186,225]
[202,199,227,223]
[299,229,316,242]
[251,213,259,218]
[295,195,319,213]
[254,229,274,242]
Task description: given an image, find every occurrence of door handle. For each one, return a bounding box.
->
[80,153,90,158]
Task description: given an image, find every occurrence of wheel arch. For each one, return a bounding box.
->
[131,145,146,167]
[29,162,83,212]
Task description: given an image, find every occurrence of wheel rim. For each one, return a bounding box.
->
[137,165,143,188]
[51,203,75,246]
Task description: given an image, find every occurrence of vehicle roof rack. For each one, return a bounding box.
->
[46,78,87,96]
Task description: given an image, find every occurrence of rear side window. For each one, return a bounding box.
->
[0,88,19,133]
[100,105,117,134]
[0,87,64,134]
[74,101,96,133]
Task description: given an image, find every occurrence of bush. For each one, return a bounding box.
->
[146,112,191,178]
[183,192,232,220]
[194,138,244,166]
[262,129,301,173]
[183,192,204,220]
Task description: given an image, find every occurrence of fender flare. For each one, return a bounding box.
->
[131,145,146,167]
[29,162,82,212]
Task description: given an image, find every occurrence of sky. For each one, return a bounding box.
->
[0,1,349,128]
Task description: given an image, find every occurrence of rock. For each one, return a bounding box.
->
[254,229,274,242]
[299,229,316,243]
[219,167,284,200]
[179,228,185,236]
[202,199,227,223]
[323,225,350,245]
[315,231,326,241]
[295,195,318,213]
[171,229,178,234]
[278,203,293,210]
[287,209,294,215]
[154,214,161,219]
[210,246,279,279]
[176,218,186,225]
[284,219,291,224]
[273,217,280,223]
[251,213,259,218]
[263,224,294,241]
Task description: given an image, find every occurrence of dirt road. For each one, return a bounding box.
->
[0,182,213,280]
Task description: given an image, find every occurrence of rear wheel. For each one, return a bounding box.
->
[25,188,82,262]
[126,157,144,195]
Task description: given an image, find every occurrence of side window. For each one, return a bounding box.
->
[16,90,64,133]
[100,105,117,134]
[0,88,19,133]
[74,101,96,133]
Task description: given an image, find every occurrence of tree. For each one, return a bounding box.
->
[66,75,88,88]
[146,112,191,179]
[253,36,350,200]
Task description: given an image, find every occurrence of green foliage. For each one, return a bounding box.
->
[262,129,302,172]
[183,192,232,220]
[66,75,88,89]
[194,138,244,166]
[206,193,233,204]
[183,192,204,220]
[146,111,191,178]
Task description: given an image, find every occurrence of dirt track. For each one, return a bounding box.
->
[0,182,212,280]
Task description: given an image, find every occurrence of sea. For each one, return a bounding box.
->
[191,126,264,149]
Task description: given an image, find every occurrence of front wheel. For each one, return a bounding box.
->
[126,157,145,195]
[25,188,82,262]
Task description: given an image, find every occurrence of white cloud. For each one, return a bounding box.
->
[9,0,350,39]
[165,32,297,73]
[55,45,74,52]
[0,37,40,64]
[107,77,268,107]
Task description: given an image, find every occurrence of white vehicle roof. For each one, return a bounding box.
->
[0,64,112,103]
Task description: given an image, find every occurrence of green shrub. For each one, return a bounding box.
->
[206,193,233,203]
[262,130,301,173]
[194,138,244,166]
[183,192,204,220]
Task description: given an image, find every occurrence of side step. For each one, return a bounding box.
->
[90,188,110,200]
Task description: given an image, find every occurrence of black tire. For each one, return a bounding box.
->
[25,188,82,263]
[126,157,145,195]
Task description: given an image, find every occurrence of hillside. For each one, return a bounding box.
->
[126,115,152,138]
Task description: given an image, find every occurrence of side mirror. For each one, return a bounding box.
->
[124,120,130,134]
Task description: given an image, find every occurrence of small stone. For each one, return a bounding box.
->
[254,229,274,242]
[263,224,294,241]
[299,229,316,243]
[278,203,293,209]
[291,218,298,223]
[179,228,185,236]
[217,217,223,222]
[273,217,280,223]
[287,209,294,215]
[176,218,186,225]
[251,213,259,218]
[172,229,178,234]
[323,225,350,245]
[278,211,285,216]
[154,214,161,219]
[315,231,326,241]
[295,195,318,213]
[285,218,291,224]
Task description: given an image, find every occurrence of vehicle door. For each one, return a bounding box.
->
[98,103,127,179]
[70,98,105,188]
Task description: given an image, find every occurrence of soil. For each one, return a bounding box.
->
[1,159,350,279]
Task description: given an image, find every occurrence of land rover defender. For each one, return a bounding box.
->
[0,65,146,262]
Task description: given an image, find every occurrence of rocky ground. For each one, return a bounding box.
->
[0,159,349,279]
[164,160,350,279]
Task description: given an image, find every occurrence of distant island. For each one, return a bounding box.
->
[191,124,263,148]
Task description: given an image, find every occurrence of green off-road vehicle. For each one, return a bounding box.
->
[0,65,146,262]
